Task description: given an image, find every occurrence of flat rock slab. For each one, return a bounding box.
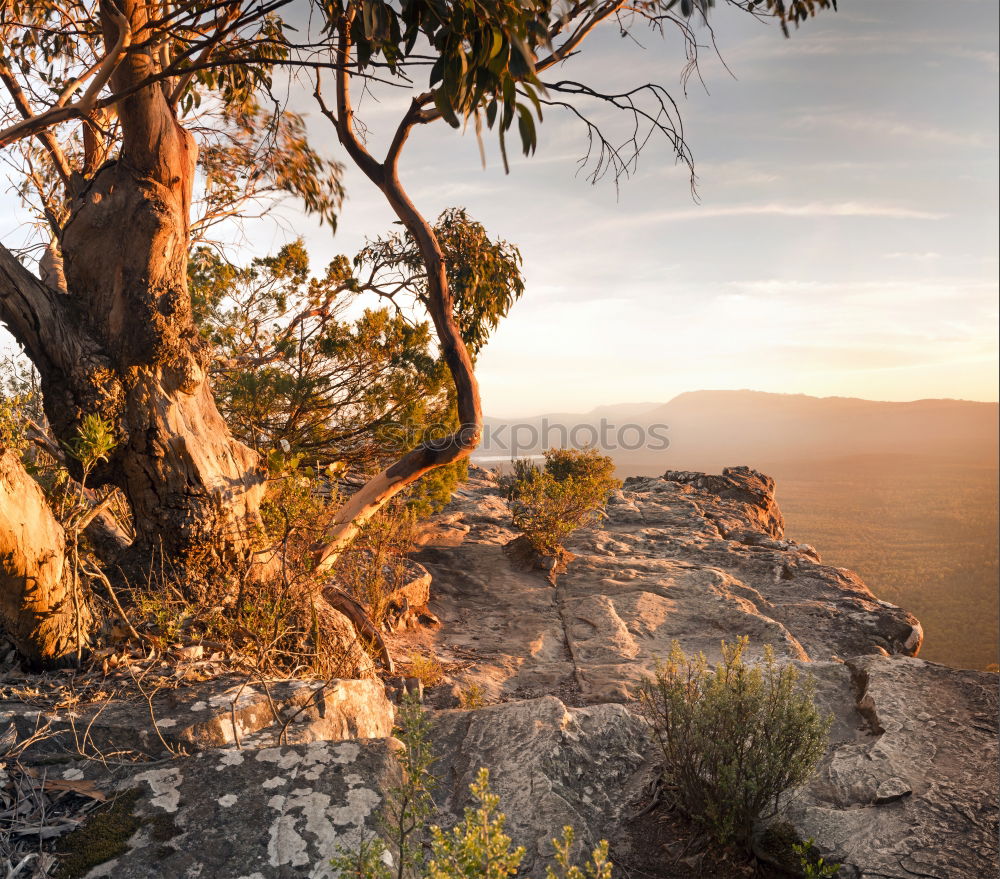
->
[789,654,999,879]
[78,739,400,879]
[1,676,393,760]
[401,468,921,705]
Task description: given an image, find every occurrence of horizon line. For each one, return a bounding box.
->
[484,388,1000,421]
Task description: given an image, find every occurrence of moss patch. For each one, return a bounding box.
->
[54,789,143,879]
[146,811,179,843]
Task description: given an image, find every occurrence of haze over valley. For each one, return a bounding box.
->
[475,390,1000,670]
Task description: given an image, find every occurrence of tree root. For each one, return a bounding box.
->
[322,585,394,674]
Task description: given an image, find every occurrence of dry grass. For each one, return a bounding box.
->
[400,652,445,688]
[457,683,488,709]
[332,503,417,628]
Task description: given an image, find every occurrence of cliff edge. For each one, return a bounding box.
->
[2,467,995,879]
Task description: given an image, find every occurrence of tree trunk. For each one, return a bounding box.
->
[0,449,86,667]
[55,92,264,598]
[0,0,266,602]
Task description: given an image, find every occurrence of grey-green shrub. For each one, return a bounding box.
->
[637,637,831,850]
[331,699,612,879]
[501,447,620,555]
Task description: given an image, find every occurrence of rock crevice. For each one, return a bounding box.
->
[4,465,994,879]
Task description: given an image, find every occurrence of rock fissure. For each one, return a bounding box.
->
[5,465,995,879]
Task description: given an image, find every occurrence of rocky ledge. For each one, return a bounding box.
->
[2,466,995,879]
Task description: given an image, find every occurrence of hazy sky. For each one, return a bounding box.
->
[2,0,997,417]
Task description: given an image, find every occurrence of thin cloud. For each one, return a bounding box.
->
[946,47,999,73]
[646,201,946,223]
[791,113,986,148]
[884,251,944,261]
[728,278,994,298]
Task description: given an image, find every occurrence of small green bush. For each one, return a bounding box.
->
[425,768,526,879]
[501,448,620,555]
[793,838,841,877]
[332,700,612,879]
[637,637,831,850]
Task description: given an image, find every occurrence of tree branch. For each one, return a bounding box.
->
[536,1,625,73]
[311,15,483,573]
[0,5,131,151]
[0,243,82,377]
[314,10,384,186]
[0,62,73,185]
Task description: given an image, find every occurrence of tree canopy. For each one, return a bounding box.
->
[0,0,835,666]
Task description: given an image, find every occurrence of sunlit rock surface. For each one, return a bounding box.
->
[5,466,994,878]
[1,676,394,758]
[403,466,923,705]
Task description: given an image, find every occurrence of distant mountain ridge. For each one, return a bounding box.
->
[479,389,999,473]
[476,389,999,670]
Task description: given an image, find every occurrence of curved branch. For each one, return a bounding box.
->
[322,586,394,672]
[536,0,625,73]
[0,243,85,377]
[0,62,73,185]
[311,15,483,573]
[313,11,384,186]
[539,78,695,188]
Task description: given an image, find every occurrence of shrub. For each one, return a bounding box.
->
[637,637,831,850]
[329,696,435,879]
[332,701,612,879]
[0,356,42,455]
[793,838,841,878]
[425,768,526,879]
[502,448,620,555]
[402,652,445,688]
[457,683,487,709]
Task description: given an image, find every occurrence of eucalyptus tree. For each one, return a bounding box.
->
[304,0,835,569]
[0,0,341,662]
[192,208,522,492]
[0,0,832,663]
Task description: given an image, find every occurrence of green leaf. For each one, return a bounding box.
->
[489,28,504,59]
[516,104,536,155]
[433,88,461,128]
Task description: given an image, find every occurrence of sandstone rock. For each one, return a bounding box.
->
[81,739,400,879]
[18,465,991,879]
[786,654,999,879]
[0,676,394,759]
[386,560,432,609]
[430,696,652,874]
[400,467,921,705]
[661,465,785,538]
[389,468,991,877]
[873,776,911,804]
[412,512,472,548]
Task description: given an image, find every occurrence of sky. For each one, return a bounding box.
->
[2,0,998,417]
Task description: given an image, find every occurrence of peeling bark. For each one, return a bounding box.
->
[0,450,87,667]
[0,0,267,602]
